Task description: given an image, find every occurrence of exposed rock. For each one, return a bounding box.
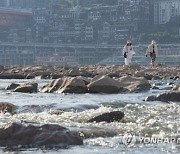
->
[88,111,124,123]
[0,102,16,114]
[152,76,162,80]
[76,76,91,85]
[66,67,80,76]
[6,83,20,91]
[156,91,180,102]
[173,76,179,80]
[25,73,35,79]
[144,74,154,80]
[118,76,151,92]
[151,86,159,90]
[79,128,117,139]
[40,78,63,93]
[0,65,4,72]
[172,85,180,91]
[145,92,180,102]
[58,77,88,93]
[13,82,38,93]
[87,75,121,93]
[167,82,174,86]
[145,95,157,101]
[0,123,83,148]
[79,69,92,77]
[0,73,25,79]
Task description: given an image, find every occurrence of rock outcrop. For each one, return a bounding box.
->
[87,75,122,93]
[7,82,38,93]
[0,102,16,114]
[118,76,151,92]
[0,123,83,148]
[58,77,88,93]
[88,111,124,123]
[40,78,64,93]
[145,91,180,102]
[40,77,88,93]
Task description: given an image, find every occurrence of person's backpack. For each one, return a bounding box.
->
[124,52,127,58]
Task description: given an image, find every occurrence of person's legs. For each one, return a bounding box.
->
[150,53,156,66]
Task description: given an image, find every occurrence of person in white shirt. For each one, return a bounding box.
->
[145,40,158,66]
[122,40,135,65]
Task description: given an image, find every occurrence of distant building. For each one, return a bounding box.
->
[35,54,78,66]
[154,0,180,24]
[0,0,9,7]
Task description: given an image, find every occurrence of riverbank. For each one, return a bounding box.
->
[0,64,179,80]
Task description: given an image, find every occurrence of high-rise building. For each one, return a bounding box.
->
[0,0,9,7]
[154,0,180,24]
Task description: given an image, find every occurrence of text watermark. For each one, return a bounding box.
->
[122,133,180,147]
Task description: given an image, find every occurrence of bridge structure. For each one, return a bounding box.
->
[0,42,179,65]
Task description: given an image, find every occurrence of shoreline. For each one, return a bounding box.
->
[0,64,179,80]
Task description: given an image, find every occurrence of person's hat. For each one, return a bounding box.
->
[127,40,131,44]
[151,40,156,44]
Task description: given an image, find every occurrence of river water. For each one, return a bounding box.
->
[0,78,180,154]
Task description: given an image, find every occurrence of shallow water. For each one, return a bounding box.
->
[0,79,180,153]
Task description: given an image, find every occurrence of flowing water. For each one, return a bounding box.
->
[0,79,180,154]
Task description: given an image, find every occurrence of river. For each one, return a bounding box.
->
[0,78,179,154]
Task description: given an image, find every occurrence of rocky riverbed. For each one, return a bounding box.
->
[0,64,180,152]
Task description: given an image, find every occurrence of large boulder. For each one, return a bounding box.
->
[40,78,64,93]
[88,111,124,123]
[145,92,180,102]
[0,123,83,148]
[87,75,122,93]
[118,76,151,92]
[156,92,180,102]
[0,102,16,114]
[58,77,88,93]
[13,82,38,93]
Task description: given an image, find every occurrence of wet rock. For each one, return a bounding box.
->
[156,92,180,102]
[151,86,159,90]
[79,128,117,139]
[66,67,80,77]
[88,111,124,123]
[13,82,38,93]
[118,76,151,92]
[79,69,92,77]
[0,102,16,114]
[152,76,162,80]
[145,95,157,101]
[0,123,83,148]
[58,77,88,93]
[172,85,180,91]
[144,74,154,80]
[173,76,179,80]
[76,76,91,85]
[87,75,121,93]
[6,83,20,90]
[0,65,4,72]
[167,82,174,86]
[40,78,63,93]
[25,73,35,79]
[145,92,180,102]
[0,73,25,79]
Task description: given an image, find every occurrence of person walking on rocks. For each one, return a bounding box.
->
[122,40,135,65]
[145,40,158,66]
